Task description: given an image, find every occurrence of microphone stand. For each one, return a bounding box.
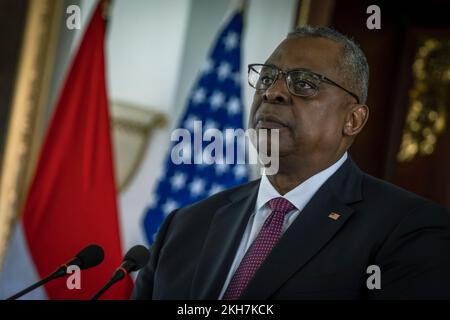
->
[90,267,127,300]
[7,265,68,300]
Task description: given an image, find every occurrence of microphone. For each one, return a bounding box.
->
[7,244,104,300]
[91,245,150,300]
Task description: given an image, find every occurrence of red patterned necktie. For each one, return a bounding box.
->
[223,197,295,300]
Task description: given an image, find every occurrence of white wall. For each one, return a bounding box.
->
[107,0,192,111]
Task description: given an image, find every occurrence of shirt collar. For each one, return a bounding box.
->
[256,152,348,212]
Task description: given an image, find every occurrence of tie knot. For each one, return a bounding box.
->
[268,197,294,215]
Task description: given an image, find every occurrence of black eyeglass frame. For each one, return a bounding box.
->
[248,63,360,104]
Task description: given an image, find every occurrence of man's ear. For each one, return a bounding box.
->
[343,104,369,136]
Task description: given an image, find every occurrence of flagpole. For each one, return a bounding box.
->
[236,0,248,12]
[223,0,247,26]
[238,0,249,27]
[102,0,113,43]
[101,0,113,20]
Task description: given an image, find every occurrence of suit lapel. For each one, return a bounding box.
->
[241,157,364,299]
[190,157,363,300]
[189,180,260,299]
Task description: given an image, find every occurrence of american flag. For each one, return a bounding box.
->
[143,11,249,243]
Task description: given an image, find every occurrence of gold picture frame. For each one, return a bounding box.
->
[0,0,66,268]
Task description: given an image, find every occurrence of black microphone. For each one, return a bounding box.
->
[7,244,104,300]
[91,245,150,300]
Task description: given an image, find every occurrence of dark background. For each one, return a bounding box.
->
[324,0,450,210]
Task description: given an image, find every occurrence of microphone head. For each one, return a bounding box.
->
[75,244,104,270]
[123,245,150,272]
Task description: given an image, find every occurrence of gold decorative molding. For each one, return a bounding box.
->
[0,0,63,268]
[297,0,311,27]
[397,38,450,162]
[296,0,335,27]
[110,101,166,192]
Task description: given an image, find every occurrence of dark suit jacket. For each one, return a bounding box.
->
[132,158,450,299]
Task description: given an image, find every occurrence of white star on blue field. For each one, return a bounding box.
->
[143,12,249,244]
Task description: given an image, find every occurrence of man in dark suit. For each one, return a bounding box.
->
[132,26,450,299]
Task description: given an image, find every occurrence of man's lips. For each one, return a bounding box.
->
[256,120,286,129]
[255,114,288,129]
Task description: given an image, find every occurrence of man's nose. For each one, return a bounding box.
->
[262,77,291,104]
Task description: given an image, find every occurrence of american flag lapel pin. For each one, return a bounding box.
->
[328,212,341,220]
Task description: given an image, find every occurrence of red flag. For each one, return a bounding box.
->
[21,2,132,299]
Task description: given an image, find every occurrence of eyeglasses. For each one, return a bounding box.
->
[248,63,360,104]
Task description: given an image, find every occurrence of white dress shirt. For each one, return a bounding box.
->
[218,152,348,298]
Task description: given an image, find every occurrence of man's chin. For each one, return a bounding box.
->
[259,145,296,162]
[277,148,300,159]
